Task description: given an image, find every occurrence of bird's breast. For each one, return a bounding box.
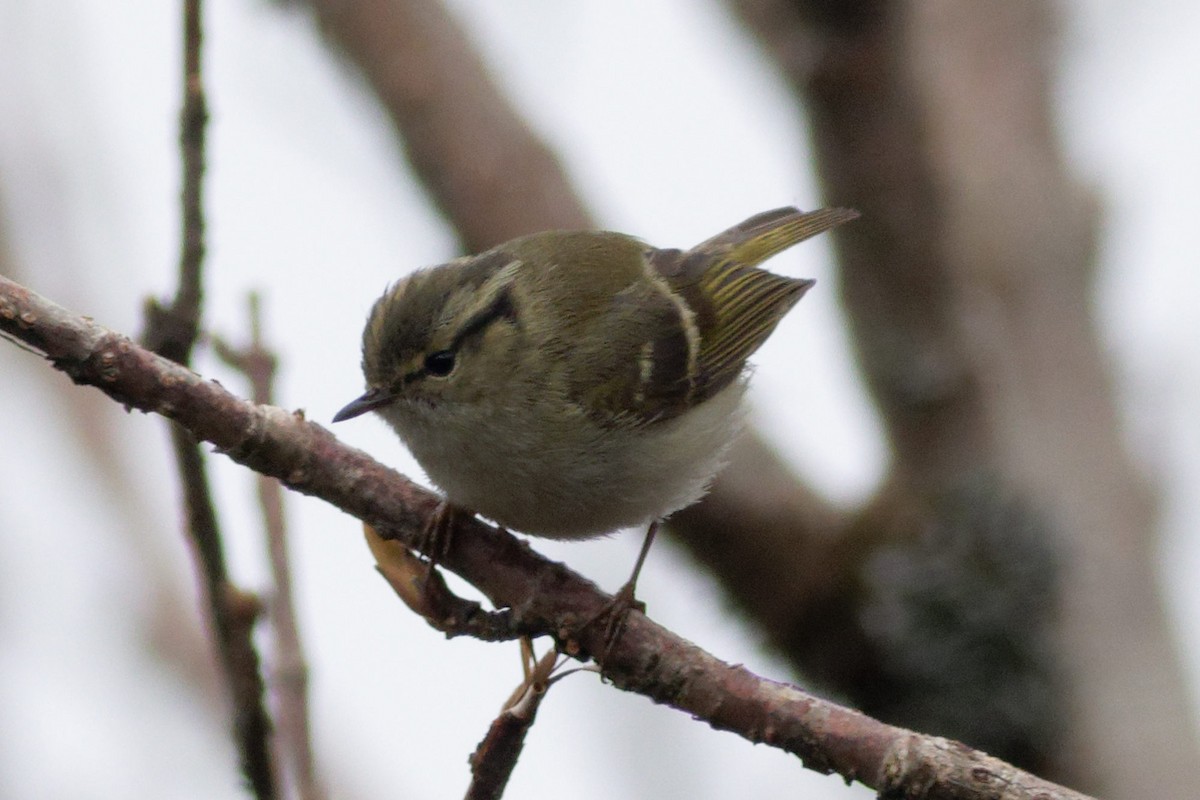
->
[378,381,748,540]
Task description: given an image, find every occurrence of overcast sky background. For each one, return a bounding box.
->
[0,2,1196,798]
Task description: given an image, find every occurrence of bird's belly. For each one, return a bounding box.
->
[385,382,747,540]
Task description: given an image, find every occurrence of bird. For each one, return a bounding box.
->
[334,206,857,644]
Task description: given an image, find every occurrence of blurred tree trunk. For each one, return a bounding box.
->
[724,1,1199,796]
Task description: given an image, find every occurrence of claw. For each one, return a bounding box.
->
[418,500,461,570]
[584,521,660,667]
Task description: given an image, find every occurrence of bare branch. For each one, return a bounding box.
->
[215,293,323,800]
[138,3,278,795]
[731,1,1199,794]
[464,645,559,800]
[1,275,1097,800]
[144,0,209,360]
[366,523,529,642]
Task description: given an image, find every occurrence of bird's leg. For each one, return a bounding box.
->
[593,520,659,666]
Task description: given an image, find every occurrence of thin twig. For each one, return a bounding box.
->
[214,293,323,800]
[138,2,278,796]
[0,275,1097,800]
[465,647,559,800]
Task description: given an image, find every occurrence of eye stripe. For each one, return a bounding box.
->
[398,364,425,388]
[400,286,518,388]
[450,287,516,352]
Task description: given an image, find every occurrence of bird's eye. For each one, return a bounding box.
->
[424,350,456,377]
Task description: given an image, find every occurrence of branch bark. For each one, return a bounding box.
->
[139,2,278,796]
[272,1,1198,792]
[732,0,1199,795]
[1,274,1096,800]
[215,294,324,800]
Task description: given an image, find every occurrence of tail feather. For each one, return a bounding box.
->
[688,206,859,272]
[679,206,857,398]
